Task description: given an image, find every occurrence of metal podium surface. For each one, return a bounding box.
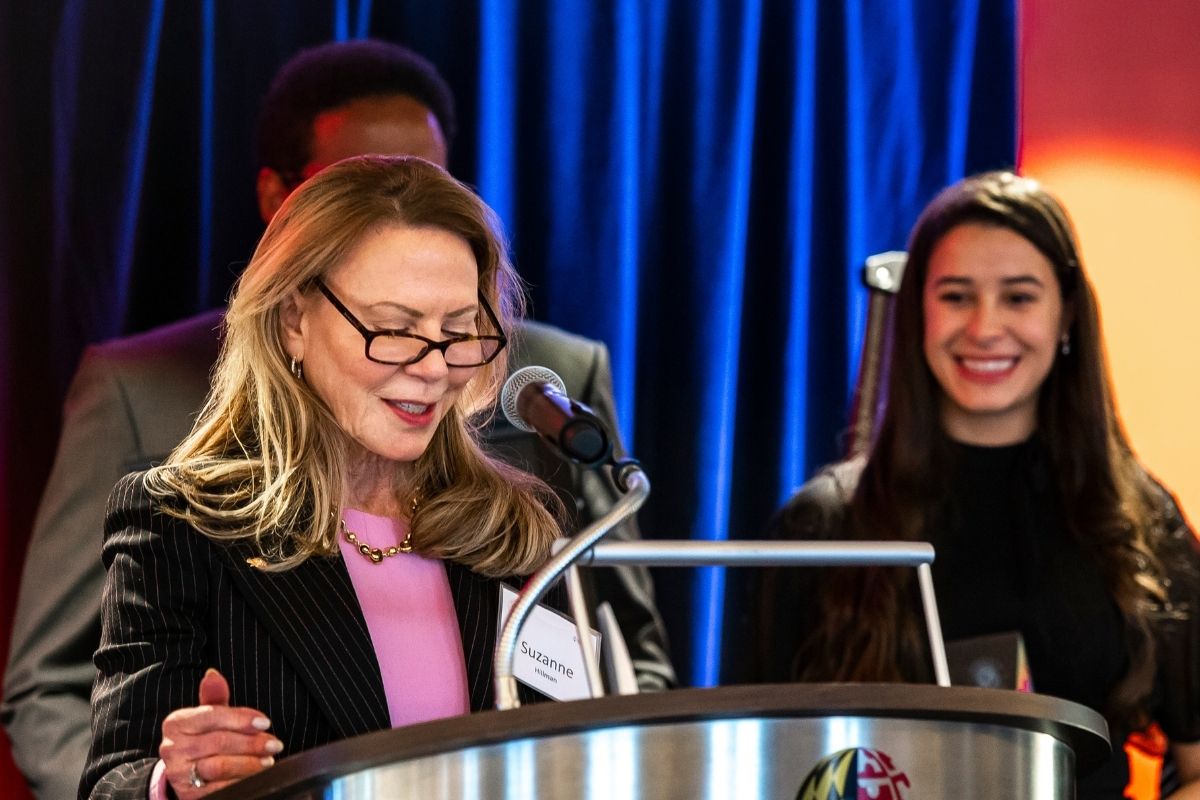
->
[210,684,1109,799]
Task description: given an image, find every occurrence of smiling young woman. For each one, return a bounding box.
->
[757,171,1200,798]
[921,222,1067,446]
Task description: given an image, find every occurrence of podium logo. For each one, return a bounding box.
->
[796,747,911,800]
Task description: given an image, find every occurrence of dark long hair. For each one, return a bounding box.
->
[803,171,1168,728]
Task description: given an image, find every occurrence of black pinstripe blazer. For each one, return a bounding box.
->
[80,472,550,799]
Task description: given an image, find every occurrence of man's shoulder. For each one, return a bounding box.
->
[509,320,607,396]
[86,309,223,372]
[74,311,223,457]
[510,319,602,364]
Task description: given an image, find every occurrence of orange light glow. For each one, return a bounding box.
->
[1020,144,1200,532]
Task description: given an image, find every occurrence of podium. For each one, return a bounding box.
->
[210,683,1108,799]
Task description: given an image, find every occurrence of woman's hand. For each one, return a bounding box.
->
[159,668,283,797]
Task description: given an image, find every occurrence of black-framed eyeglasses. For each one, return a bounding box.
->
[315,279,508,368]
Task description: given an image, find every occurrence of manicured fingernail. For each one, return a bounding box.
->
[261,756,276,768]
[265,738,283,754]
[252,716,272,730]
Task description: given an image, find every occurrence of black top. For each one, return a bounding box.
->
[758,438,1200,798]
[932,440,1126,721]
[932,440,1128,795]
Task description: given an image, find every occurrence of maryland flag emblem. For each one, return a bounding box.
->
[796,747,912,800]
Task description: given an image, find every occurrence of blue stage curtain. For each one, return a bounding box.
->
[0,0,1014,695]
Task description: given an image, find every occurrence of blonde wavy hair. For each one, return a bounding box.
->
[146,155,562,576]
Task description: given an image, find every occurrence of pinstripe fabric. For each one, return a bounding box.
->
[81,473,549,799]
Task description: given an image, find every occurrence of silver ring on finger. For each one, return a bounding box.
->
[189,761,206,789]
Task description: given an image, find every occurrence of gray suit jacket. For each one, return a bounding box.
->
[2,309,674,799]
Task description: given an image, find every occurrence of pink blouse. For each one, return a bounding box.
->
[337,507,470,726]
[150,509,469,798]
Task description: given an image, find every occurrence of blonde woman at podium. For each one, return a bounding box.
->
[758,171,1200,798]
[79,156,565,798]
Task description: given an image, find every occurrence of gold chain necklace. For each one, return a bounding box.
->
[341,495,419,564]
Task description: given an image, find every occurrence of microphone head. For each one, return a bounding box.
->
[501,366,568,432]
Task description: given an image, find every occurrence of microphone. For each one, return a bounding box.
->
[501,366,613,467]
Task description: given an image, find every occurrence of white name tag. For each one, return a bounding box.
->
[498,584,602,702]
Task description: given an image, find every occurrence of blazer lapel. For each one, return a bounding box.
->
[445,561,502,712]
[217,542,391,739]
[447,563,557,711]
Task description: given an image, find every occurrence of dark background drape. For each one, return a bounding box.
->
[0,0,1014,792]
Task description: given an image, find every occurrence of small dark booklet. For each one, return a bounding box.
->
[945,631,1032,692]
